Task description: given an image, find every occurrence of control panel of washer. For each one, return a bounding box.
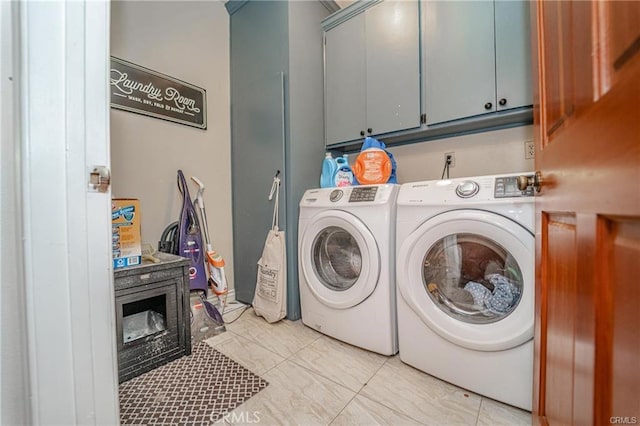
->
[494,176,534,198]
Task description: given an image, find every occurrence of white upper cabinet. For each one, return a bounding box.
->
[324,0,421,147]
[424,0,532,125]
[325,11,367,146]
[494,1,532,114]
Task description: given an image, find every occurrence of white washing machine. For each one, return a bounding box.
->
[396,173,535,410]
[298,184,399,356]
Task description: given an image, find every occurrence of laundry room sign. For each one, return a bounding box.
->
[109,56,207,129]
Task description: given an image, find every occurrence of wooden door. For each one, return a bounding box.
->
[531,1,640,425]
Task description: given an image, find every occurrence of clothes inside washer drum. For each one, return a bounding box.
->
[464,274,521,315]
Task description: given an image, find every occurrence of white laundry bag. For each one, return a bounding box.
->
[253,173,287,323]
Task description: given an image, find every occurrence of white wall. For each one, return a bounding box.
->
[110,1,234,288]
[388,125,534,183]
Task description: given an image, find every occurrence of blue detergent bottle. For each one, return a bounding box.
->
[334,154,356,187]
[320,152,338,188]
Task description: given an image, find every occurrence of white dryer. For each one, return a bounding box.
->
[298,184,399,355]
[396,173,535,410]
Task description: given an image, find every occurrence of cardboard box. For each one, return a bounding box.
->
[112,198,142,269]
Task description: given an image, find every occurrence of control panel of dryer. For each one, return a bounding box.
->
[300,185,396,208]
[348,186,378,202]
[328,186,379,203]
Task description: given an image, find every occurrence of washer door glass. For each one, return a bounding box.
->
[423,233,523,324]
[396,209,534,351]
[312,226,362,291]
[300,210,380,309]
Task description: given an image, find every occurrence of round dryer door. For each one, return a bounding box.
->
[397,209,534,351]
[299,210,380,309]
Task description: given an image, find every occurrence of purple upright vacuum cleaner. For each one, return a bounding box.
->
[176,170,225,327]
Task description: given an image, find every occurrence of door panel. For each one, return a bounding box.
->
[324,12,366,145]
[597,2,640,92]
[532,1,640,424]
[538,2,574,143]
[365,0,420,136]
[495,0,532,111]
[599,218,640,423]
[537,1,597,147]
[424,0,495,124]
[540,213,577,424]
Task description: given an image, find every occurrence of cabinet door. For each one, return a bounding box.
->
[365,0,420,136]
[325,12,366,146]
[495,0,532,111]
[424,0,496,125]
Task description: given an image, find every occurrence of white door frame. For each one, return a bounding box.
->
[1,1,118,423]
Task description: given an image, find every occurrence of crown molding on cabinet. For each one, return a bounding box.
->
[321,0,383,31]
[224,0,247,16]
[227,0,340,16]
[320,1,341,14]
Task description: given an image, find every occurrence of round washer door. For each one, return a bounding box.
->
[300,210,380,309]
[397,209,534,351]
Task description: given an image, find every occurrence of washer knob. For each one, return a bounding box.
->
[456,180,479,198]
[329,189,343,202]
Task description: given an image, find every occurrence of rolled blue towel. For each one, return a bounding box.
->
[484,273,521,314]
[464,274,521,316]
[464,281,491,307]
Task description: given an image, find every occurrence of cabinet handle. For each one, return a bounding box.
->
[367,128,373,134]
[484,102,493,110]
[360,130,365,136]
[499,98,507,106]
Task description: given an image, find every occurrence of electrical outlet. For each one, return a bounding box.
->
[444,152,455,167]
[525,141,535,159]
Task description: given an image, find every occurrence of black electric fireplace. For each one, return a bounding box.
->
[114,253,191,383]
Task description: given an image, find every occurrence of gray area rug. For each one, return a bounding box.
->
[119,342,269,425]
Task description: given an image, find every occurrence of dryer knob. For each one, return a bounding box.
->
[456,180,479,198]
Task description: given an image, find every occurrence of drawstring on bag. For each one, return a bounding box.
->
[269,170,280,231]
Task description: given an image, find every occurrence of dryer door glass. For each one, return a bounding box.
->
[422,233,523,324]
[312,226,362,291]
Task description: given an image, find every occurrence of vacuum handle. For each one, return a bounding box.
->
[191,176,205,190]
[177,170,188,197]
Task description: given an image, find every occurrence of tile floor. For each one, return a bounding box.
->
[204,307,532,426]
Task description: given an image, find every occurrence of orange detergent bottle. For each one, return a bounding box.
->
[353,147,393,185]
